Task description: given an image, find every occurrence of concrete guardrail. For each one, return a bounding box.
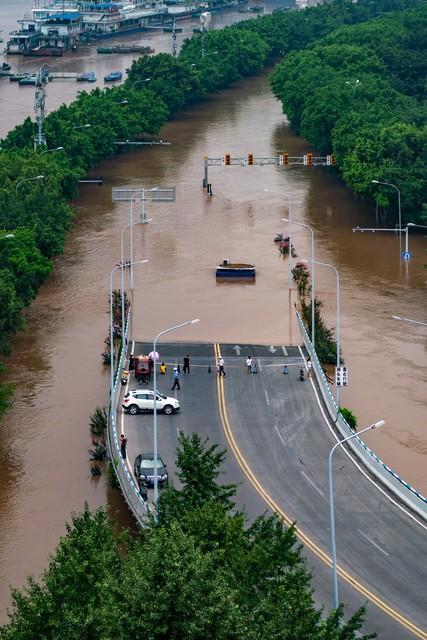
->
[295,309,427,522]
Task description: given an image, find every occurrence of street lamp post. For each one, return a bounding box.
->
[15,175,44,192]
[263,190,293,291]
[372,180,402,256]
[109,260,148,409]
[41,146,64,154]
[282,217,315,353]
[0,234,15,240]
[328,419,385,609]
[131,78,151,90]
[152,318,200,503]
[120,219,148,356]
[73,123,91,130]
[353,223,418,259]
[303,259,340,406]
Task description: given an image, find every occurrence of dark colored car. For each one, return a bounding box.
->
[134,453,168,489]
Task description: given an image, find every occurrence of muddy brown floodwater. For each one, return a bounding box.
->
[0,28,426,624]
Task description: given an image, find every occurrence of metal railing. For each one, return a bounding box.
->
[295,309,427,521]
[106,310,149,526]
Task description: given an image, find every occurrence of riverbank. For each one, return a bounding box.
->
[0,0,425,620]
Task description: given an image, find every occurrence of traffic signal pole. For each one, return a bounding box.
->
[202,153,336,190]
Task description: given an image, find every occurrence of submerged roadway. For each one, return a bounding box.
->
[119,341,427,640]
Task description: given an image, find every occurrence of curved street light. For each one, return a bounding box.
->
[0,233,15,240]
[263,189,294,291]
[303,259,340,405]
[131,78,151,90]
[328,419,385,610]
[282,217,316,353]
[73,123,92,130]
[119,219,148,355]
[372,179,402,256]
[109,260,148,407]
[152,318,200,503]
[42,146,64,154]
[15,175,44,192]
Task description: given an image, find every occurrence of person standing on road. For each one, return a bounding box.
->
[218,357,226,376]
[183,355,190,374]
[171,367,181,390]
[245,356,252,373]
[120,434,127,460]
[306,357,312,378]
[160,362,167,375]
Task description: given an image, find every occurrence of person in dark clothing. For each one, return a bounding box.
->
[183,355,190,374]
[120,434,127,460]
[171,367,181,390]
[139,478,148,502]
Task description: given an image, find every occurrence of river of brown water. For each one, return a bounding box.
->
[0,2,426,622]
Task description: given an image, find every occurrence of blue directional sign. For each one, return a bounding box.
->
[402,251,412,262]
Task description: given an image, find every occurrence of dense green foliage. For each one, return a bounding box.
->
[1,0,424,414]
[340,407,358,430]
[270,5,427,225]
[0,433,375,639]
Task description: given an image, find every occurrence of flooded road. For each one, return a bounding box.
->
[0,2,426,623]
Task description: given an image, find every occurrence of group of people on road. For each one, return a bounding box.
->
[160,354,312,384]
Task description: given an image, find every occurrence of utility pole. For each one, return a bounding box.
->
[171,16,177,58]
[34,67,47,150]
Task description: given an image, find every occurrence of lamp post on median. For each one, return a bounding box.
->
[15,175,44,192]
[302,259,340,406]
[372,180,402,256]
[282,217,316,354]
[152,318,200,503]
[328,419,385,610]
[263,189,294,292]
[109,260,148,409]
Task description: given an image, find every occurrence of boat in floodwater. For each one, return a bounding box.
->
[216,259,256,279]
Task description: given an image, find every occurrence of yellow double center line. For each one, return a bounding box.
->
[214,343,426,639]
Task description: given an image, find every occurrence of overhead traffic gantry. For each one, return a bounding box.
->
[203,152,336,189]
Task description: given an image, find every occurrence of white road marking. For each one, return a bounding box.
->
[296,345,427,531]
[274,424,287,448]
[301,471,324,497]
[264,389,270,406]
[281,345,288,356]
[257,357,263,372]
[357,529,390,557]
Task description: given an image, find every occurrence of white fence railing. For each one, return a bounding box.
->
[295,309,427,521]
[106,310,149,526]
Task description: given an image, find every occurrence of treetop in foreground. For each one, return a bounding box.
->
[1,433,375,640]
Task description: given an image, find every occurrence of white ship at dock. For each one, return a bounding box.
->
[6,0,170,55]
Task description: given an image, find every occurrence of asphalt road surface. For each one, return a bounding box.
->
[119,341,427,640]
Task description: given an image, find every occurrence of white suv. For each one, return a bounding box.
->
[122,390,180,415]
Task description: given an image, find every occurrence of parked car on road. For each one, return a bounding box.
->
[134,453,168,488]
[122,389,180,415]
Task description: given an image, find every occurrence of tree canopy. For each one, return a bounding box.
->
[270,5,426,225]
[0,433,376,640]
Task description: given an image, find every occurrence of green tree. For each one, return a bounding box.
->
[0,506,122,640]
[156,431,237,524]
[1,435,376,639]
